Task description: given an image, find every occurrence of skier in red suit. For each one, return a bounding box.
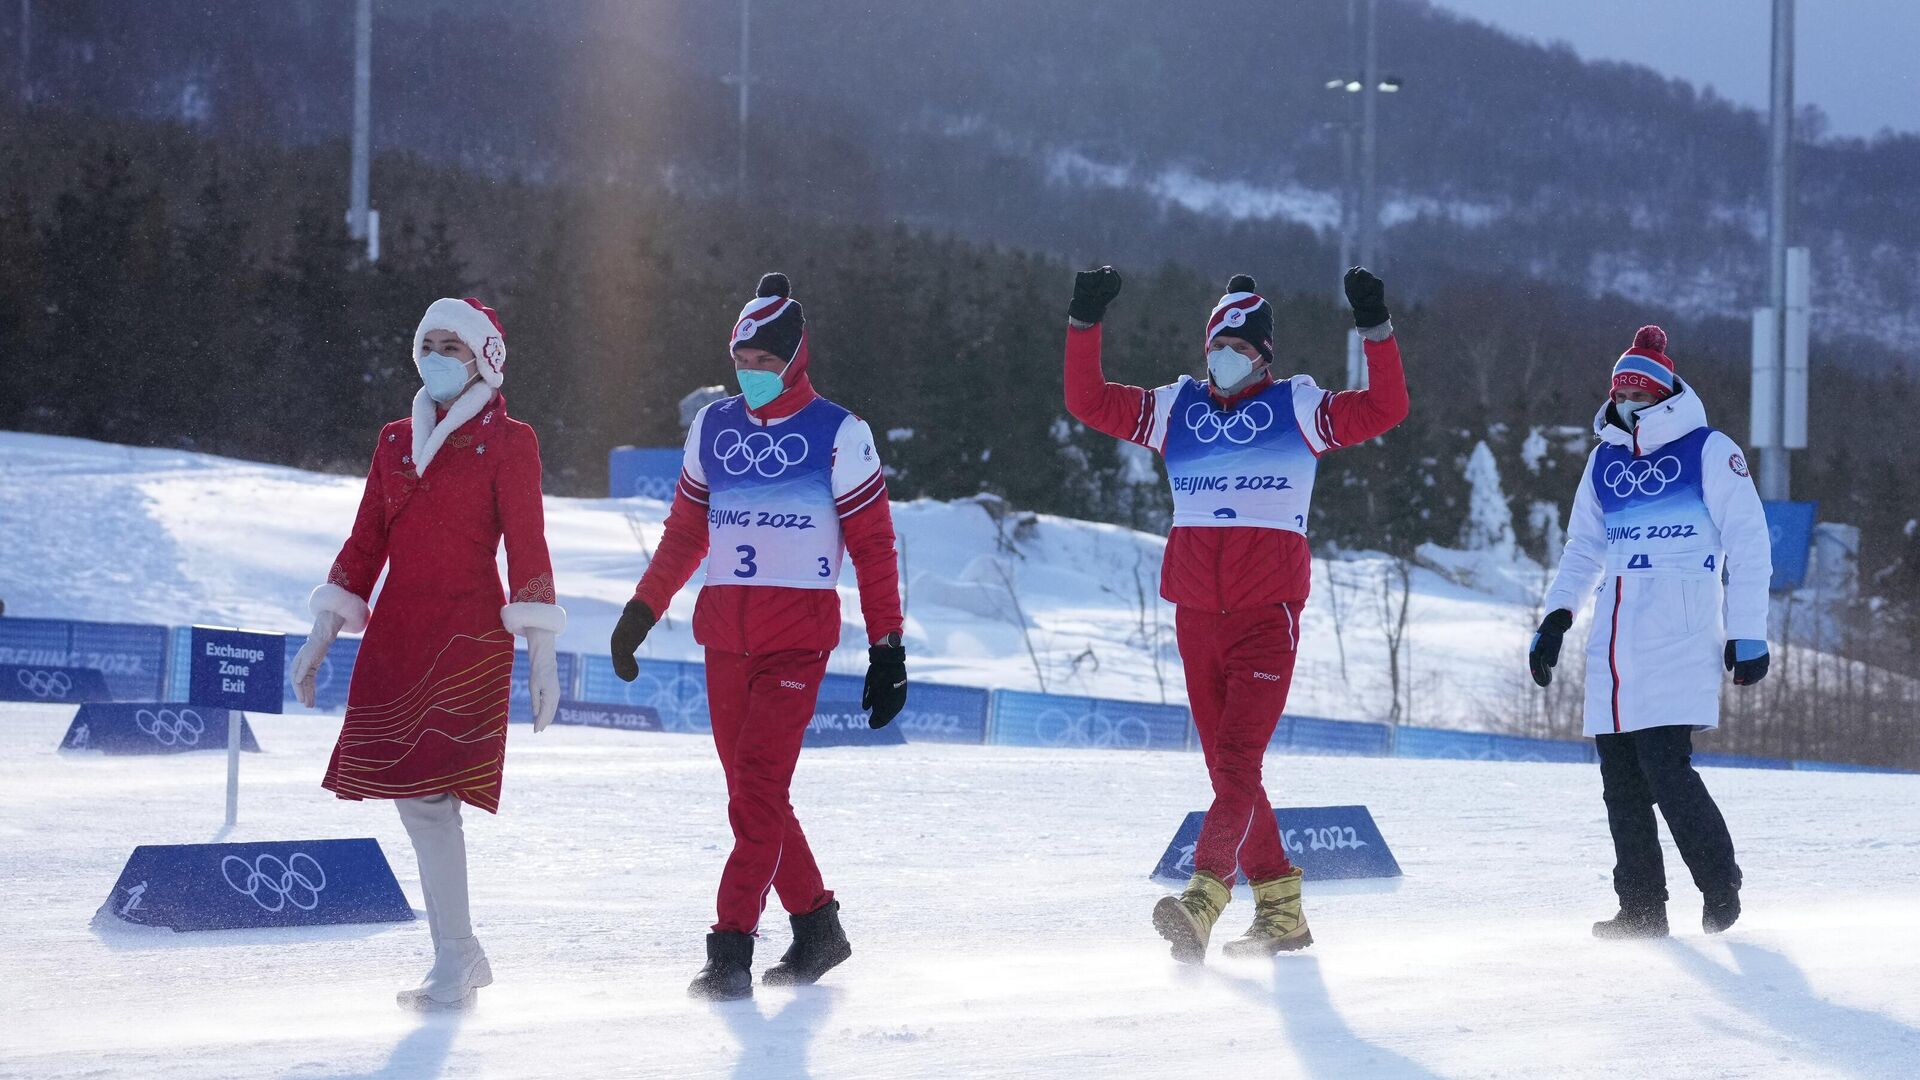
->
[289,297,565,1010]
[609,273,908,1000]
[1064,266,1408,962]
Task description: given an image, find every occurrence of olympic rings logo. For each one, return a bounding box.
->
[135,708,206,747]
[712,428,809,478]
[1602,455,1683,498]
[1184,400,1274,445]
[221,852,327,912]
[16,669,74,699]
[623,672,711,733]
[632,474,676,500]
[1031,708,1153,749]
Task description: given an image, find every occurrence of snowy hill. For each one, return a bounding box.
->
[0,431,1544,730]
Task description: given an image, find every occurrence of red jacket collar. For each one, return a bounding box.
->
[746,333,818,421]
[1209,371,1276,409]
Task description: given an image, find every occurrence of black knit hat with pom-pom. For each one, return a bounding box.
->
[729,272,806,364]
[1204,273,1274,365]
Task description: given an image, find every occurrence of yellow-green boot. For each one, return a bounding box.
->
[1152,870,1231,964]
[1222,869,1313,957]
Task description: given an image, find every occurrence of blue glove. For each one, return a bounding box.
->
[1724,639,1769,686]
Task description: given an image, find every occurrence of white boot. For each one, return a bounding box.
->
[395,794,488,1010]
[396,934,493,1011]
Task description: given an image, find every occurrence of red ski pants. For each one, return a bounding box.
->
[1177,603,1301,884]
[705,647,835,935]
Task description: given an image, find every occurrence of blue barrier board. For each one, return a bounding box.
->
[805,698,908,747]
[271,632,363,711]
[1277,715,1392,756]
[819,673,990,745]
[0,664,113,704]
[1696,751,1793,771]
[577,655,712,733]
[551,700,663,732]
[1394,726,1596,764]
[1152,805,1402,884]
[991,689,1190,751]
[187,626,285,714]
[1763,500,1818,592]
[61,703,261,755]
[509,649,580,724]
[97,838,415,932]
[608,446,685,500]
[0,617,168,701]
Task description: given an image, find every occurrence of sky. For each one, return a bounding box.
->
[1429,0,1920,139]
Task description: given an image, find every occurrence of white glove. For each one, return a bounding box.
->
[290,610,346,709]
[526,628,561,732]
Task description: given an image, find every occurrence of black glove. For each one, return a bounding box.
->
[1528,608,1573,688]
[862,642,908,729]
[1069,265,1124,325]
[1343,266,1389,330]
[609,599,656,683]
[1725,640,1771,686]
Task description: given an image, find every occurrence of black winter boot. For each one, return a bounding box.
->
[1593,903,1669,940]
[762,900,852,986]
[688,931,754,1001]
[1703,888,1741,934]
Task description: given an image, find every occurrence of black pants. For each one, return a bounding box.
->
[1595,725,1741,909]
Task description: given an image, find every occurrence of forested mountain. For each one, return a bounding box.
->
[4,0,1918,355]
[3,2,1917,633]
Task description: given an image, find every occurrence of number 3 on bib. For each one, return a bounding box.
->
[734,544,758,579]
[817,556,832,578]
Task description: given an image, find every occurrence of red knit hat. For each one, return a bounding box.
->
[1611,325,1676,401]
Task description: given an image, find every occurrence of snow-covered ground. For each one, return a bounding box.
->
[2,704,1917,1079]
[0,431,1545,729]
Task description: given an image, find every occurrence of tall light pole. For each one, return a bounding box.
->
[18,0,30,104]
[1752,0,1802,500]
[1358,0,1380,272]
[1326,0,1399,389]
[347,0,377,261]
[721,0,754,197]
[1763,0,1794,499]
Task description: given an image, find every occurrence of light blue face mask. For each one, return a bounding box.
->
[420,351,474,404]
[736,367,786,410]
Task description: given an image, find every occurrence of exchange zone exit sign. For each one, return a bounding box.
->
[187,626,286,715]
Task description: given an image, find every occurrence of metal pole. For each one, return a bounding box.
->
[1358,0,1379,270]
[1344,123,1363,388]
[348,0,372,249]
[1761,0,1794,500]
[1350,0,1379,390]
[225,711,240,827]
[737,0,751,197]
[18,0,29,104]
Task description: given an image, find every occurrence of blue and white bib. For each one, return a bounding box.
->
[698,397,847,589]
[1160,378,1318,532]
[1590,426,1722,576]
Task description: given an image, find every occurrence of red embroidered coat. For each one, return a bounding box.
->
[318,392,559,813]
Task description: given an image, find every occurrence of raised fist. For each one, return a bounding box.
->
[1069,266,1124,325]
[1343,267,1389,330]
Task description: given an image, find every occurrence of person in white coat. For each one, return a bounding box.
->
[1530,326,1772,939]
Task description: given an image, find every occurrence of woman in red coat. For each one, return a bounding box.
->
[1064,267,1408,963]
[288,297,565,1010]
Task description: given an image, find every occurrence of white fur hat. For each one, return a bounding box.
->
[413,297,507,388]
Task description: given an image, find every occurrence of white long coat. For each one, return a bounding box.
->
[1543,382,1772,736]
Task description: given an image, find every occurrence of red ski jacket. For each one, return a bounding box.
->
[633,372,903,654]
[1064,323,1408,611]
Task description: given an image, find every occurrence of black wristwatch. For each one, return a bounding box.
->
[877,632,902,649]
